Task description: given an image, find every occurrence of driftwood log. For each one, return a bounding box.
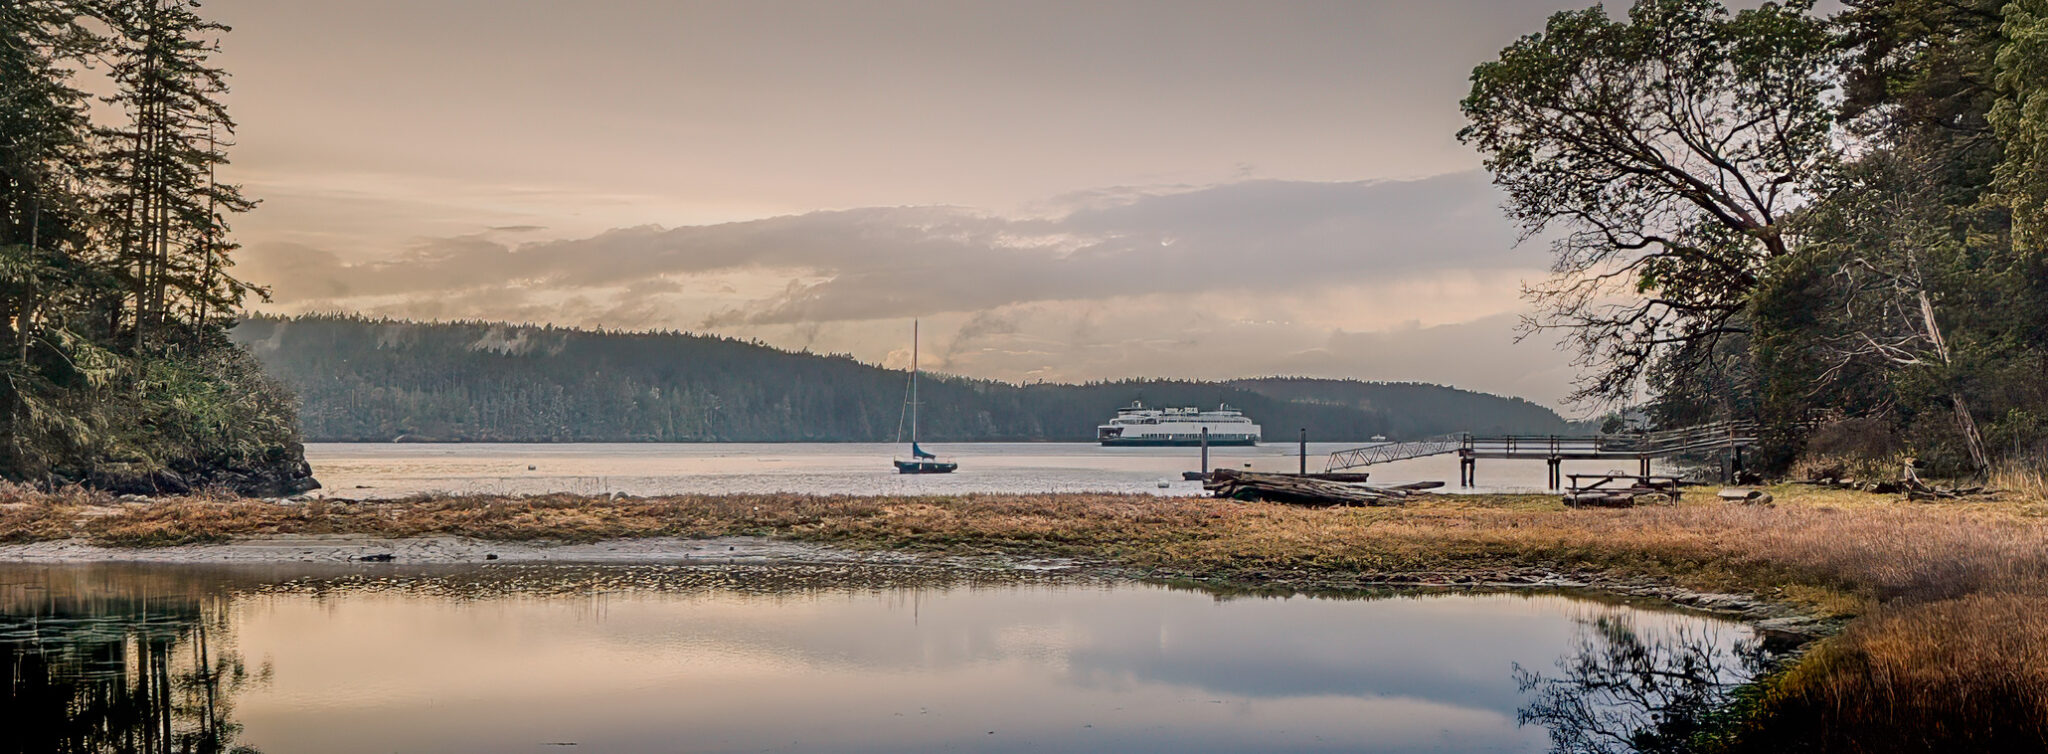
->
[1718,488,1775,505]
[1203,469,1426,506]
[1565,490,1679,508]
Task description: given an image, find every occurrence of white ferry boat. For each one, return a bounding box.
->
[1097,402,1262,446]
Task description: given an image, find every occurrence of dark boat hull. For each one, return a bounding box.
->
[894,460,958,474]
[1100,438,1258,447]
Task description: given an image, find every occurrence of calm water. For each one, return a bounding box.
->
[1,564,1756,754]
[306,443,1675,499]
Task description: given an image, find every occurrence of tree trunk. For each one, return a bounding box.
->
[1917,287,1990,472]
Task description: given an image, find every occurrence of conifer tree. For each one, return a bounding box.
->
[96,0,254,347]
[1,0,101,359]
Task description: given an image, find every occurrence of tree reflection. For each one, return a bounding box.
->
[1,583,261,754]
[1515,614,1762,754]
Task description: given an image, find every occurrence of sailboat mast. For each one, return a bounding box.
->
[910,319,919,447]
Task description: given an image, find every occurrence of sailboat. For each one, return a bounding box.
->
[894,320,958,474]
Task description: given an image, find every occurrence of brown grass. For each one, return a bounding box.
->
[5,484,2047,749]
[0,482,109,543]
[1735,593,2048,753]
[5,486,2041,607]
[1993,459,2048,500]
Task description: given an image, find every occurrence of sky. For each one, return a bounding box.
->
[204,0,1617,410]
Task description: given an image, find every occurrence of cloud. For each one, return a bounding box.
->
[241,171,1589,405]
[250,171,1524,326]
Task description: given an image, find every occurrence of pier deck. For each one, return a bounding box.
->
[1324,421,1759,488]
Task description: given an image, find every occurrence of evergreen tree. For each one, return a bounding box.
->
[1,0,116,477]
[96,0,255,346]
[0,0,308,494]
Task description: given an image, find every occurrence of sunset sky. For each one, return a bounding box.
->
[206,1,1622,409]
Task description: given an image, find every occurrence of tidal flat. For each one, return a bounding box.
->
[4,484,2046,750]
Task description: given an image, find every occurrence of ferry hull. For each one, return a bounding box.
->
[1100,437,1258,447]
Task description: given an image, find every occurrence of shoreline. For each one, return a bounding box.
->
[0,529,1840,648]
[16,486,2030,746]
[0,533,880,566]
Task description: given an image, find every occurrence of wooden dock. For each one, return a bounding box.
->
[1324,421,1760,488]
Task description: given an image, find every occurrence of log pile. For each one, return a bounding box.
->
[1203,469,1429,506]
[1802,457,1995,500]
[1802,477,1905,494]
[1801,477,1994,500]
[1904,478,1991,501]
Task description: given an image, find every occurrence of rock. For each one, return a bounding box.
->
[1754,616,1833,650]
[82,467,191,496]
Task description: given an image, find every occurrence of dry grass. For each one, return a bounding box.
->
[0,482,109,544]
[1993,459,2048,500]
[1788,453,1904,483]
[5,485,2041,609]
[1736,593,2048,753]
[6,484,2048,749]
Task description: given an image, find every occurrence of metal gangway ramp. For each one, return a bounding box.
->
[1322,434,1465,472]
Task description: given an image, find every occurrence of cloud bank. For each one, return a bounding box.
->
[242,171,1580,406]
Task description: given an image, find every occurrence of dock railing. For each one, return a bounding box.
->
[1322,434,1466,472]
[1323,420,1763,472]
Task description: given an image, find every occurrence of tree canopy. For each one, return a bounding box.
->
[1460,0,1836,404]
[1467,0,2048,475]
[0,0,308,494]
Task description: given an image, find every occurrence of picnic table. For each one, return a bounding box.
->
[1563,473,1685,507]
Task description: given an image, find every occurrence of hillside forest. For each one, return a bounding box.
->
[232,314,1579,444]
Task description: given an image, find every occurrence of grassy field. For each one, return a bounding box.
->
[3,482,2045,750]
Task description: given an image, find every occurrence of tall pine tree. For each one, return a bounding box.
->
[97,0,254,347]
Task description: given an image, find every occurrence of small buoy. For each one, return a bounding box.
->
[1157,479,1171,488]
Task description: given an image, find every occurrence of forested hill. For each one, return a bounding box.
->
[232,315,1575,443]
[1227,378,1582,436]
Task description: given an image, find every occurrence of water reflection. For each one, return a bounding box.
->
[1,569,263,754]
[1515,614,1765,754]
[1,564,1756,753]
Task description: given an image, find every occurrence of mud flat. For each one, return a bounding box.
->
[0,534,882,566]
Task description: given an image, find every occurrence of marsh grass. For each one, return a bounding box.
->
[5,485,2047,750]
[1734,593,2048,753]
[9,487,2040,605]
[0,482,109,543]
[1788,452,1903,483]
[1993,458,2048,500]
